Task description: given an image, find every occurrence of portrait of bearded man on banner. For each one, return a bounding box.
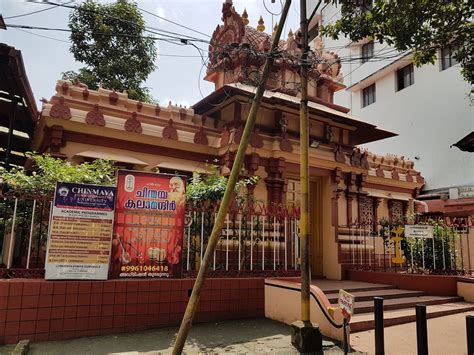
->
[169,176,186,208]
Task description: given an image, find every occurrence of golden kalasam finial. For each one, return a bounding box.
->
[288,28,294,40]
[242,8,249,26]
[272,23,278,37]
[257,15,265,32]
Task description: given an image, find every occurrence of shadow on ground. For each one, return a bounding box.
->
[23,319,297,354]
[0,318,361,354]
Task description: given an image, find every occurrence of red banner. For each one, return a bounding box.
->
[111,171,186,278]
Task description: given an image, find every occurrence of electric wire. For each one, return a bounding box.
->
[7,22,411,69]
[137,6,211,39]
[3,1,73,20]
[40,0,210,43]
[13,27,69,43]
[5,5,421,107]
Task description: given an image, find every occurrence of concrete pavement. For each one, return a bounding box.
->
[351,311,474,355]
[1,312,472,354]
[0,319,354,355]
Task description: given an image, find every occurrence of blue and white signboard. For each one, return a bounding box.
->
[45,182,116,280]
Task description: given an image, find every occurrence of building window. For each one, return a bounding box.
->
[362,84,376,107]
[361,41,374,63]
[440,45,458,70]
[396,64,414,91]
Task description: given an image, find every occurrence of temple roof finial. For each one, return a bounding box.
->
[242,8,249,26]
[257,16,265,32]
[288,28,294,40]
[272,23,278,37]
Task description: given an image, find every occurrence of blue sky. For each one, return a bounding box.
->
[1,0,301,106]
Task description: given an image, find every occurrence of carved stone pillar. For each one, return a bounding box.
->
[357,173,367,193]
[331,168,343,228]
[346,172,357,193]
[402,201,409,220]
[345,172,357,225]
[220,150,236,175]
[244,153,260,195]
[264,157,286,204]
[373,197,382,231]
[44,125,66,158]
[331,190,341,228]
[346,192,354,225]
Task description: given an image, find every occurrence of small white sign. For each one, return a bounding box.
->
[338,289,355,317]
[405,225,434,239]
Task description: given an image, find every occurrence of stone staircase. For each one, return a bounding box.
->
[321,282,474,333]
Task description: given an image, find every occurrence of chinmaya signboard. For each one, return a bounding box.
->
[45,182,116,280]
[111,170,186,278]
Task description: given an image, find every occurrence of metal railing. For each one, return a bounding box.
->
[339,216,473,276]
[0,195,301,278]
[0,195,52,277]
[182,201,301,276]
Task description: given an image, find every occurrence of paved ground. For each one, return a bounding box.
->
[2,312,470,354]
[0,319,355,355]
[351,311,474,355]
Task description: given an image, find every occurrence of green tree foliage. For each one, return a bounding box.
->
[185,165,259,203]
[0,153,117,196]
[66,0,157,103]
[322,0,473,87]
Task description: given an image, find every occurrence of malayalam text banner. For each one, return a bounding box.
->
[111,170,186,278]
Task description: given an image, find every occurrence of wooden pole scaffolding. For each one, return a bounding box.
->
[172,1,292,353]
[299,0,311,323]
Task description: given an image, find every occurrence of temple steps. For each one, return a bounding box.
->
[316,281,474,333]
[350,302,474,332]
[351,295,464,314]
[326,288,425,303]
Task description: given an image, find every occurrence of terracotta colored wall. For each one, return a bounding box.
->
[253,166,268,202]
[347,270,457,296]
[264,279,344,341]
[338,193,348,226]
[457,278,474,302]
[0,278,264,345]
[322,177,341,280]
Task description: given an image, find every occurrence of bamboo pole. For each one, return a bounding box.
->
[299,0,311,322]
[172,2,292,353]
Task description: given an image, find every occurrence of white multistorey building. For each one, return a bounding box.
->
[319,4,474,215]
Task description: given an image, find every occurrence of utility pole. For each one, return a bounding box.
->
[290,0,323,352]
[299,0,311,325]
[172,1,292,353]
